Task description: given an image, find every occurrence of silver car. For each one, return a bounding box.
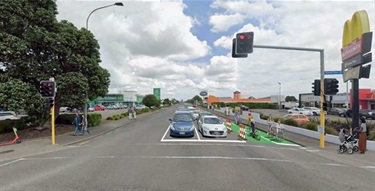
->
[0,111,19,121]
[198,116,227,138]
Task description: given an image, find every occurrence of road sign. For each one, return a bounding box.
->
[343,65,361,82]
[199,91,207,97]
[324,71,343,75]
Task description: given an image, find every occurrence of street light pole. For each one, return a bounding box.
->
[84,2,123,120]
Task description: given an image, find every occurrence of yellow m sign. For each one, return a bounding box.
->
[341,10,372,64]
[342,10,370,48]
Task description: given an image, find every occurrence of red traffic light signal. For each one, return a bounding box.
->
[236,32,254,54]
[39,81,56,98]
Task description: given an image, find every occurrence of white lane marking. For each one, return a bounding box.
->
[94,155,348,168]
[195,127,201,140]
[160,139,246,143]
[0,158,24,167]
[134,143,302,151]
[360,166,375,169]
[160,125,171,142]
[23,157,71,160]
[259,135,299,147]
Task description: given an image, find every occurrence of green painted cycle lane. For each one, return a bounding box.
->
[229,123,299,146]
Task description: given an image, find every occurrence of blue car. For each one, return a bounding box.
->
[169,111,196,137]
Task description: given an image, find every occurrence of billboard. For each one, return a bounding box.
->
[153,88,161,100]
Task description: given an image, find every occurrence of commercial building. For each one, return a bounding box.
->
[299,88,375,110]
[208,91,280,106]
[90,91,145,107]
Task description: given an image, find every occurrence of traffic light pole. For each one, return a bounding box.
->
[253,45,325,148]
[51,99,55,145]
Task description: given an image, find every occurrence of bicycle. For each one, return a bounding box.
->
[248,123,260,141]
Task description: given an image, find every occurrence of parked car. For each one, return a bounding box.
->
[359,110,375,120]
[190,109,200,119]
[198,111,215,122]
[169,111,196,137]
[287,108,312,116]
[59,107,69,113]
[282,114,310,125]
[135,105,146,110]
[328,108,347,117]
[303,107,320,116]
[198,115,227,138]
[0,111,19,121]
[94,105,105,111]
[88,107,94,112]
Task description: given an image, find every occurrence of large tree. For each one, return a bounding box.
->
[142,94,159,108]
[0,0,110,125]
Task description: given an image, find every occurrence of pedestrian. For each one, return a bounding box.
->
[81,114,90,135]
[355,117,367,154]
[128,106,133,119]
[132,106,137,119]
[234,111,240,125]
[267,115,274,135]
[72,112,81,136]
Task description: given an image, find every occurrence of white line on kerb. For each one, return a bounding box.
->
[0,158,24,167]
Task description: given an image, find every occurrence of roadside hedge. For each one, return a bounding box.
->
[55,113,102,127]
[106,107,157,120]
[0,116,30,134]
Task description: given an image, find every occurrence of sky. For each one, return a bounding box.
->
[55,0,375,101]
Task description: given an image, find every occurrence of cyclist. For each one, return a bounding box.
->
[247,113,255,135]
[276,120,284,139]
[267,115,274,136]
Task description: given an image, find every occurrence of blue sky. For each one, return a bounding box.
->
[56,0,375,100]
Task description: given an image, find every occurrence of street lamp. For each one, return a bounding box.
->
[278,82,281,109]
[84,2,123,119]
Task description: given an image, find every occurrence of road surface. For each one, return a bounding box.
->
[1,106,374,191]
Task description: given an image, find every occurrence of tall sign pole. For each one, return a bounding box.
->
[341,10,373,130]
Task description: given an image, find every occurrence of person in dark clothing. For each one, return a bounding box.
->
[72,112,81,136]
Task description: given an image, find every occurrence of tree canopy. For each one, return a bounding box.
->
[142,94,159,108]
[285,96,298,102]
[0,0,110,122]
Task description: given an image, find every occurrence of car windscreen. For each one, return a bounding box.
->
[172,113,193,122]
[204,117,222,124]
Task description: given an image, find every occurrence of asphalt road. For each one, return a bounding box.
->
[1,106,374,191]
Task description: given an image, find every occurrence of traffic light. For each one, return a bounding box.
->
[232,38,247,58]
[312,79,320,96]
[323,102,328,111]
[324,78,339,95]
[235,32,254,54]
[39,81,56,98]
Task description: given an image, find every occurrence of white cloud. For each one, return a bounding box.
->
[55,0,375,100]
[211,0,375,98]
[209,13,246,32]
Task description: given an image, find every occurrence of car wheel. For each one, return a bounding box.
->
[313,112,318,116]
[339,114,345,117]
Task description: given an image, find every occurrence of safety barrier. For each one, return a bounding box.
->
[238,124,247,140]
[225,119,232,133]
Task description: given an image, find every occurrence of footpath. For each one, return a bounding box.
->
[209,108,375,167]
[0,109,163,163]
